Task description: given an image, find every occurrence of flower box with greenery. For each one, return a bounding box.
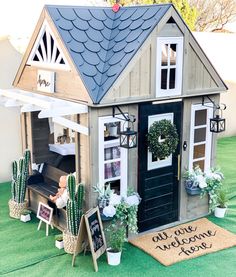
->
[102,188,141,266]
[184,166,224,212]
[214,189,229,218]
[183,166,205,195]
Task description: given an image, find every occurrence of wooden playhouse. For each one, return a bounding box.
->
[0,4,227,232]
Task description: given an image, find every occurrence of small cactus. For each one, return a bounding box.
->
[66,174,84,236]
[11,150,31,203]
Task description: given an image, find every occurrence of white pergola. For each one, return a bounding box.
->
[0,89,88,135]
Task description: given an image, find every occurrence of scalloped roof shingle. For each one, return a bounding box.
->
[46,4,171,104]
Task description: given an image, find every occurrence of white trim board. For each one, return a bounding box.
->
[0,88,88,135]
[27,20,70,71]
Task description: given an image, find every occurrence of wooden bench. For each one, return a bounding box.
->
[27,163,68,229]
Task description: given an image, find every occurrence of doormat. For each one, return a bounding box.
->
[129,218,236,266]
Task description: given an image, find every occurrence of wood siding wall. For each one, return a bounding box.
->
[179,95,219,221]
[16,65,91,103]
[101,23,226,105]
[88,105,138,208]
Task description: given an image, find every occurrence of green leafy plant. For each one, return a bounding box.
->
[216,189,229,209]
[93,183,113,208]
[55,234,63,242]
[21,209,31,216]
[106,223,126,252]
[147,119,178,160]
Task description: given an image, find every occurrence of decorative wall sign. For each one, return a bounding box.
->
[129,218,236,266]
[37,202,54,236]
[37,70,55,93]
[72,207,106,272]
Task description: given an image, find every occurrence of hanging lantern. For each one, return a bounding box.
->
[120,127,137,149]
[210,115,226,133]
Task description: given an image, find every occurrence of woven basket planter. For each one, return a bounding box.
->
[63,231,78,254]
[8,199,27,219]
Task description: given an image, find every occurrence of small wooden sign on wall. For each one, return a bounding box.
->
[37,70,55,93]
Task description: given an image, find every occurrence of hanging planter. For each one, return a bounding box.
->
[147,119,178,160]
[184,180,202,196]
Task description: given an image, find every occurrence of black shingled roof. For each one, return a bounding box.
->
[46,4,172,104]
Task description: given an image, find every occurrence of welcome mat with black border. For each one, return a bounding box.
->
[129,218,236,266]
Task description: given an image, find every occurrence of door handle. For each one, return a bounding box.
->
[177,154,181,181]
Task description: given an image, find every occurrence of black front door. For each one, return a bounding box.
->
[138,101,182,232]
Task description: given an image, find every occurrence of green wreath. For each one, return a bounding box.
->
[147,119,178,160]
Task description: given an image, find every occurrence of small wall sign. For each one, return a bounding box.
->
[37,70,55,93]
[37,202,54,236]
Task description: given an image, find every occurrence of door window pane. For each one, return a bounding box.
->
[195,109,207,126]
[193,160,205,171]
[169,68,176,89]
[193,144,205,159]
[194,128,206,143]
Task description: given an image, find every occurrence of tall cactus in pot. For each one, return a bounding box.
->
[66,174,84,236]
[11,149,31,203]
[9,149,31,218]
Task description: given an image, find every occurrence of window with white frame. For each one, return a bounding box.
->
[156,37,183,97]
[98,116,128,197]
[189,104,213,172]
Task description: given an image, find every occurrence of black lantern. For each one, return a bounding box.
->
[120,127,137,149]
[202,96,226,133]
[112,106,137,149]
[210,115,226,133]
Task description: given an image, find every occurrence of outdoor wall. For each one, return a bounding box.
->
[0,37,23,182]
[194,32,236,138]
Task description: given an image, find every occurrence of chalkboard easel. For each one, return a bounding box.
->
[72,207,107,272]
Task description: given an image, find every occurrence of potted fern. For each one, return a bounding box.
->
[106,224,126,266]
[8,150,31,219]
[63,174,84,254]
[214,189,229,218]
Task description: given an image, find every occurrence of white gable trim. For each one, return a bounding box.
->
[0,89,88,135]
[27,20,70,71]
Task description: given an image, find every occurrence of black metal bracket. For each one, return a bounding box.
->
[202,96,226,110]
[112,106,136,123]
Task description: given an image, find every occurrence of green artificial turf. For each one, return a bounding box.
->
[1,136,236,277]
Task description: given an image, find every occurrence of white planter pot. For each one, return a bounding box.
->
[106,248,122,266]
[20,214,31,222]
[214,207,227,218]
[55,240,64,249]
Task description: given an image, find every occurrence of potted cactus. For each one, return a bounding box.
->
[63,174,84,254]
[8,149,31,219]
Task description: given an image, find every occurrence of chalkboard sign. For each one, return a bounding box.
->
[72,207,106,272]
[37,202,53,225]
[87,210,105,252]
